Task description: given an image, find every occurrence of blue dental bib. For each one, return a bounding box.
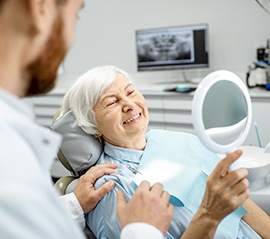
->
[133,129,246,239]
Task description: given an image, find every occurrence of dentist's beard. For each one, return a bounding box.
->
[25,14,67,96]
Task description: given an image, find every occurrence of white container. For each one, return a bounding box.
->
[239,146,270,191]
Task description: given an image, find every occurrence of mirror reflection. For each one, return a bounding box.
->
[202,80,248,145]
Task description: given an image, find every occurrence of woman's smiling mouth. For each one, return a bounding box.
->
[123,113,141,124]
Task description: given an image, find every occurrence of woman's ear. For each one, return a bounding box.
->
[96,133,103,143]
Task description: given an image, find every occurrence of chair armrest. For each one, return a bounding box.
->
[55,176,78,195]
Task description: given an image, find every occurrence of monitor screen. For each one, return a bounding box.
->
[136,24,209,71]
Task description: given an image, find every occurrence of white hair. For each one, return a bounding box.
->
[61,65,133,135]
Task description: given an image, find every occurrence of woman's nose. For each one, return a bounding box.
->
[122,100,135,113]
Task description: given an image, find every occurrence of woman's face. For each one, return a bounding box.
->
[93,74,149,148]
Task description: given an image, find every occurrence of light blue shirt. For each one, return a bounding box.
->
[86,130,261,239]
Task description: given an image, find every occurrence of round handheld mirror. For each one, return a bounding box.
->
[192,70,252,171]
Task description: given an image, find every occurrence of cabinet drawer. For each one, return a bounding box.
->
[34,106,60,117]
[29,95,63,106]
[163,97,192,110]
[164,110,192,124]
[145,96,163,109]
[148,110,164,123]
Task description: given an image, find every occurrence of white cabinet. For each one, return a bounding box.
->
[245,96,270,147]
[25,89,66,128]
[142,91,195,134]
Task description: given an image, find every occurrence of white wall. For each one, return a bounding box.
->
[57,0,270,88]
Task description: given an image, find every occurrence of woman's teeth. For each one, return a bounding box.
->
[124,113,140,124]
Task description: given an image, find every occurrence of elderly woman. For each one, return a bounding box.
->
[61,65,270,239]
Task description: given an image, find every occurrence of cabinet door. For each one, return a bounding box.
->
[144,94,165,129]
[25,93,64,128]
[244,99,270,147]
[163,95,194,133]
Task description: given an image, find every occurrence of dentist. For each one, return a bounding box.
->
[0,0,172,238]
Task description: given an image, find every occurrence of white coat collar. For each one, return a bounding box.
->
[0,88,62,172]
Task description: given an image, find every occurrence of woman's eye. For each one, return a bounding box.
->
[127,90,135,96]
[106,101,116,107]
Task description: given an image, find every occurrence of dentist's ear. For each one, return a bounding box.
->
[29,0,57,35]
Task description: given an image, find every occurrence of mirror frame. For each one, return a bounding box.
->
[192,70,252,154]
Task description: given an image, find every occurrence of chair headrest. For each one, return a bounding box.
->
[51,110,103,174]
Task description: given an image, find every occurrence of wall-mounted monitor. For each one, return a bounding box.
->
[136,23,209,72]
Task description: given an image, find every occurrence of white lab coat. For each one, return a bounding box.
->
[0,88,162,239]
[121,223,163,239]
[0,89,85,239]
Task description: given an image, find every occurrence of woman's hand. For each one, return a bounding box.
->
[181,150,249,239]
[74,162,118,213]
[116,181,174,235]
[199,149,249,224]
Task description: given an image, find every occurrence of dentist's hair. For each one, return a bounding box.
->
[61,65,132,135]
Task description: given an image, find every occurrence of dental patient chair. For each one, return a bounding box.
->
[51,108,103,239]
